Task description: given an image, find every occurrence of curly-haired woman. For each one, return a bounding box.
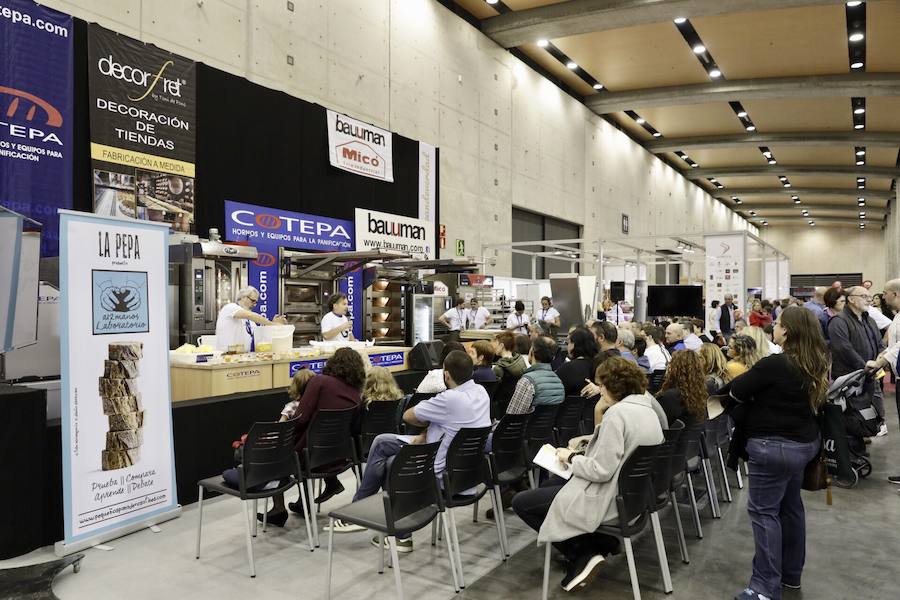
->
[656,350,709,426]
[725,334,759,382]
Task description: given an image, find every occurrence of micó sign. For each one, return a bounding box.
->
[326,110,393,182]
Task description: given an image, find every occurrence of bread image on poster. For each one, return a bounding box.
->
[100,342,144,471]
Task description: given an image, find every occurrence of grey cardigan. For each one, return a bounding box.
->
[537,392,667,543]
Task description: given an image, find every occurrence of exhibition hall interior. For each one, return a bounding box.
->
[4,0,900,599]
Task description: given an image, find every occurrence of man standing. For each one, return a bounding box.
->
[665,323,687,353]
[439,297,467,342]
[214,286,287,352]
[467,297,491,330]
[829,286,887,436]
[506,336,566,414]
[866,279,900,483]
[803,287,829,333]
[719,294,738,340]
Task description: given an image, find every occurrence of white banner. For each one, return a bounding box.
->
[57,210,179,554]
[355,207,434,259]
[418,141,436,227]
[704,233,746,307]
[0,213,20,351]
[327,110,394,182]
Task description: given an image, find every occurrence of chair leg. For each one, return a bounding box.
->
[387,536,405,600]
[717,447,733,502]
[488,490,507,561]
[701,458,721,518]
[650,511,673,594]
[243,501,256,578]
[448,509,465,588]
[378,534,385,574]
[262,497,268,533]
[431,515,438,547]
[473,498,479,523]
[316,479,322,514]
[305,479,320,547]
[669,490,690,564]
[528,468,537,490]
[735,460,745,489]
[251,499,258,537]
[743,460,749,476]
[297,482,315,552]
[326,517,335,600]
[541,542,551,600]
[442,512,462,593]
[685,473,703,539]
[195,486,204,559]
[623,537,641,600]
[494,484,511,557]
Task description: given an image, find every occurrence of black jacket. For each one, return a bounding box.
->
[828,307,883,379]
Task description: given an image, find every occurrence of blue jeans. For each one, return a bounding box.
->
[355,433,408,502]
[745,436,820,599]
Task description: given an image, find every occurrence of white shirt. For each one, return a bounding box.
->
[644,344,671,372]
[442,307,466,331]
[467,306,491,329]
[506,312,529,334]
[215,302,254,351]
[707,306,721,333]
[321,311,350,340]
[867,306,893,331]
[880,312,900,376]
[535,306,560,325]
[683,333,702,351]
[768,340,783,355]
[416,368,447,393]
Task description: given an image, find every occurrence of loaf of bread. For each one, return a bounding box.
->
[108,411,145,432]
[103,360,139,379]
[105,428,144,450]
[102,447,141,470]
[100,342,147,470]
[101,393,143,416]
[99,377,139,398]
[108,342,143,361]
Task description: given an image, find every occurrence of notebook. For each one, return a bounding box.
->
[533,444,573,480]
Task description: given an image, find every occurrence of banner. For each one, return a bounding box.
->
[57,210,179,555]
[0,0,73,256]
[355,207,434,259]
[327,110,393,182]
[704,233,746,308]
[224,200,354,321]
[87,25,196,233]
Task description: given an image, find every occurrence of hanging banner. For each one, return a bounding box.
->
[355,207,434,259]
[57,210,180,555]
[87,24,196,233]
[0,0,73,257]
[224,200,354,321]
[327,110,394,182]
[704,233,747,308]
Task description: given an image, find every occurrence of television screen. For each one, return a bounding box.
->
[646,285,703,319]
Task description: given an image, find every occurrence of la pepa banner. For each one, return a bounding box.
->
[87,24,196,233]
[56,209,180,555]
[326,109,394,182]
[0,0,73,257]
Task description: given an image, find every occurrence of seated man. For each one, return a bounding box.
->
[506,336,566,414]
[329,350,490,552]
[664,322,687,353]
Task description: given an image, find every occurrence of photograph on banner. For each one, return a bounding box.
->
[327,109,394,182]
[355,207,434,259]
[0,0,73,257]
[87,24,196,233]
[58,211,178,550]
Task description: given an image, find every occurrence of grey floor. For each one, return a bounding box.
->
[5,397,900,599]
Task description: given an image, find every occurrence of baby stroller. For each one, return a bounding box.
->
[826,369,878,488]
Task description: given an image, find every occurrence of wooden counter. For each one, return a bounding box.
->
[460,329,503,341]
[170,346,410,402]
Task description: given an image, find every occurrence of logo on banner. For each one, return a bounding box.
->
[97,55,184,101]
[253,252,276,267]
[92,270,149,334]
[229,207,352,246]
[355,207,434,259]
[327,110,394,182]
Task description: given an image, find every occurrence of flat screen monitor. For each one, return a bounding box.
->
[646,285,703,319]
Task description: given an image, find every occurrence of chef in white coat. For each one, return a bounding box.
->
[534,296,561,335]
[467,297,492,329]
[439,297,467,342]
[506,300,531,335]
[215,286,287,352]
[321,292,355,341]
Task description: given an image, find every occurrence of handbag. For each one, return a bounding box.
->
[801,444,829,492]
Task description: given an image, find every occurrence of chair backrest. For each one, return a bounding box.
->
[479,379,499,401]
[614,444,660,528]
[555,396,585,446]
[384,440,442,529]
[648,369,666,394]
[491,375,521,420]
[443,426,492,496]
[403,392,436,435]
[673,420,705,472]
[705,412,731,449]
[240,420,300,492]
[580,394,600,435]
[359,399,404,457]
[489,411,531,479]
[526,403,560,457]
[650,421,684,500]
[305,407,358,471]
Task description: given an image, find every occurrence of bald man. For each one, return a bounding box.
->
[664,323,687,352]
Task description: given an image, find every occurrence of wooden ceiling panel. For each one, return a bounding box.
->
[452,0,499,19]
[688,147,768,168]
[766,146,856,166]
[691,5,848,80]
[608,112,654,141]
[789,174,873,188]
[866,97,900,132]
[716,176,784,189]
[503,0,568,9]
[741,98,852,132]
[516,44,597,96]
[863,146,900,167]
[866,0,900,72]
[862,178,893,191]
[552,23,710,91]
[638,103,747,138]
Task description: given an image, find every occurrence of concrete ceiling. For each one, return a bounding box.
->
[452,0,899,229]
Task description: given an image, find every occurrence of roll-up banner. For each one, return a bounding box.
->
[0,0,73,257]
[87,25,196,233]
[704,233,747,308]
[56,209,180,555]
[327,109,393,182]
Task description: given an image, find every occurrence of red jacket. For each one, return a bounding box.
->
[748,311,772,328]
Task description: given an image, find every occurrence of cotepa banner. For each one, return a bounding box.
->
[0,0,73,256]
[57,210,180,555]
[327,110,394,182]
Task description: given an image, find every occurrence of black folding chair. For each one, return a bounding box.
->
[402,392,436,435]
[650,421,689,575]
[479,379,499,403]
[648,369,666,394]
[357,399,404,461]
[672,421,720,539]
[195,419,311,577]
[580,394,601,435]
[326,441,460,599]
[485,411,532,556]
[491,374,521,420]
[300,407,362,546]
[704,413,738,502]
[525,404,561,488]
[555,396,585,447]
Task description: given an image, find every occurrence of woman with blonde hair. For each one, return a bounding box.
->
[699,342,729,394]
[362,366,404,407]
[725,334,758,382]
[656,350,709,426]
[743,326,773,362]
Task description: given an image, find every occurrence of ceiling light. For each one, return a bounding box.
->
[762,221,768,226]
[847,1,863,6]
[674,17,687,24]
[593,83,603,90]
[653,132,662,137]
[859,212,866,217]
[486,0,499,3]
[854,108,866,115]
[768,159,777,165]
[858,184,865,188]
[857,177,865,182]
[851,61,864,69]
[537,39,549,48]
[709,69,722,78]
[635,117,646,124]
[749,211,757,216]
[691,162,699,168]
[692,44,706,54]
[735,199,743,204]
[849,32,865,43]
[783,183,792,188]
[737,111,748,118]
[566,61,578,70]
[856,149,866,155]
[763,151,772,157]
[809,221,815,226]
[710,177,718,182]
[746,125,756,132]
[793,197,801,204]
[856,160,865,166]
[779,176,788,180]
[855,124,865,130]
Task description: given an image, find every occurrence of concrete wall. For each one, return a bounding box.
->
[887,196,899,282]
[43,0,753,276]
[762,226,887,289]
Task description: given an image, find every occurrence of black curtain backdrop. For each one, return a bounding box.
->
[71,19,438,240]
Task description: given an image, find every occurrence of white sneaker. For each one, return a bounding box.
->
[371,535,413,553]
[324,519,366,533]
[877,424,888,437]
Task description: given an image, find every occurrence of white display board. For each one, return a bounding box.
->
[355,207,434,259]
[327,109,394,182]
[778,258,790,299]
[57,210,180,555]
[705,233,747,306]
[764,258,778,301]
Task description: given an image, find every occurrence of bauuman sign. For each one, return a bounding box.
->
[355,208,434,259]
[327,110,393,182]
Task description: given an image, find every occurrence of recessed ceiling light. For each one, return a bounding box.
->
[746,125,756,132]
[593,83,603,90]
[566,61,578,70]
[737,111,748,118]
[783,183,792,188]
[768,159,777,165]
[653,132,662,137]
[847,1,863,6]
[858,184,865,188]
[851,61,864,69]
[735,199,743,204]
[793,197,801,204]
[779,176,788,180]
[749,211,757,216]
[854,108,866,115]
[856,160,865,166]
[692,44,706,54]
[691,163,699,168]
[674,17,687,24]
[855,124,865,130]
[709,69,722,78]
[849,32,865,43]
[856,149,866,155]
[635,117,646,124]
[762,221,768,225]
[537,39,549,48]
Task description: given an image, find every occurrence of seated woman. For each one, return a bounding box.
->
[555,326,599,397]
[469,340,499,384]
[656,349,709,426]
[492,331,527,381]
[511,357,666,592]
[416,341,466,393]
[516,334,533,368]
[725,334,759,382]
[699,342,729,395]
[743,326,773,361]
[362,366,404,407]
[259,347,366,526]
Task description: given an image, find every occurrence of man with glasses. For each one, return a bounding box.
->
[214,285,287,352]
[865,280,900,482]
[829,285,887,436]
